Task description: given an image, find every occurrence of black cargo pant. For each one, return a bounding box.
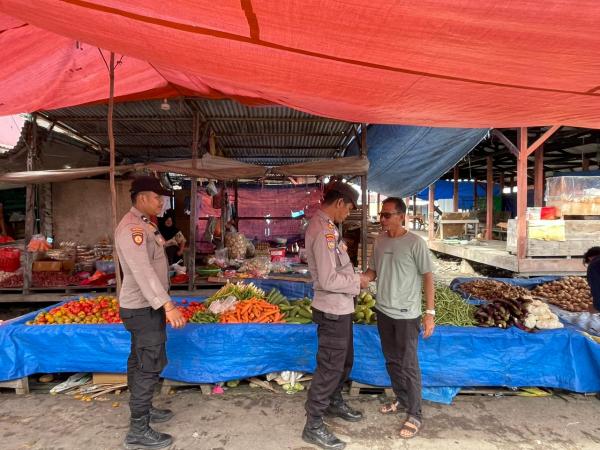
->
[376,309,422,420]
[305,309,353,420]
[120,306,168,418]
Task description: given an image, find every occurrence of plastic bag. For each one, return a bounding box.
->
[27,234,51,252]
[239,257,272,278]
[225,232,247,260]
[208,295,238,314]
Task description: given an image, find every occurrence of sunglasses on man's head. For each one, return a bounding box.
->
[379,211,401,219]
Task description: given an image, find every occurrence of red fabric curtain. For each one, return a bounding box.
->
[1,2,599,127]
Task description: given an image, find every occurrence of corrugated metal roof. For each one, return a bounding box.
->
[42,98,355,165]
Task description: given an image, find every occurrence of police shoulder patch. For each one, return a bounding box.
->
[131,227,144,246]
[325,233,336,251]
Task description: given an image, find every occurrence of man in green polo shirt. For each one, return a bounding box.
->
[361,197,435,439]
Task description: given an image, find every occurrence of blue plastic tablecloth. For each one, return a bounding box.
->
[2,290,600,404]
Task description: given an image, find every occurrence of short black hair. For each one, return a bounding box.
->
[323,189,354,206]
[583,247,600,264]
[382,197,407,214]
[131,192,140,204]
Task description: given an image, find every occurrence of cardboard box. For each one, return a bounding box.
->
[32,261,62,272]
[92,373,127,385]
[61,260,76,273]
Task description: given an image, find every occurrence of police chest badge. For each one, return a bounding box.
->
[131,227,144,246]
[325,233,336,250]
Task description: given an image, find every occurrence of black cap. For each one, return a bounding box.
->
[130,176,172,196]
[326,181,359,208]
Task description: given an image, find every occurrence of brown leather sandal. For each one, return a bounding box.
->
[399,416,422,439]
[379,400,402,414]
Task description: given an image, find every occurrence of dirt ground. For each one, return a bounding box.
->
[1,388,600,450]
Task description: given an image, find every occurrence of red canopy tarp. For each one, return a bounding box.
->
[1,1,600,127]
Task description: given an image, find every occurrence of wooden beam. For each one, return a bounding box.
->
[188,111,200,291]
[492,130,519,157]
[517,127,528,260]
[428,184,435,241]
[473,178,478,209]
[534,145,544,207]
[486,155,493,240]
[453,166,459,212]
[108,53,121,294]
[525,125,561,157]
[360,124,368,270]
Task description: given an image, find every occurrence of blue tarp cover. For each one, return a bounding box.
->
[2,278,600,403]
[417,180,501,210]
[346,125,489,198]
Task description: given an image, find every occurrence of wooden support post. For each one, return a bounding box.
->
[220,182,227,248]
[405,197,410,227]
[453,166,459,212]
[412,194,417,230]
[360,123,368,271]
[516,128,528,260]
[377,193,381,213]
[473,178,478,210]
[510,175,515,194]
[23,114,37,295]
[234,181,239,229]
[582,155,590,171]
[428,184,435,241]
[188,112,200,291]
[499,173,505,194]
[486,155,493,240]
[534,145,544,207]
[107,53,121,294]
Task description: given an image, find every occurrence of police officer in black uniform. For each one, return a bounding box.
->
[115,176,187,450]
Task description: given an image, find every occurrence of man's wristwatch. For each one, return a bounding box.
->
[425,309,436,316]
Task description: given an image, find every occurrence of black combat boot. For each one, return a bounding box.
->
[302,416,346,450]
[149,406,174,423]
[326,400,364,422]
[124,415,173,449]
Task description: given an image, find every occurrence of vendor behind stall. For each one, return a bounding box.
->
[584,247,600,314]
[159,210,186,265]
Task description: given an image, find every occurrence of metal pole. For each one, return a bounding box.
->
[360,123,368,271]
[188,112,200,291]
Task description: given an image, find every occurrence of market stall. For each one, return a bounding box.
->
[2,279,600,405]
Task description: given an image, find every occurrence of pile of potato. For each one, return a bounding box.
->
[532,277,593,312]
